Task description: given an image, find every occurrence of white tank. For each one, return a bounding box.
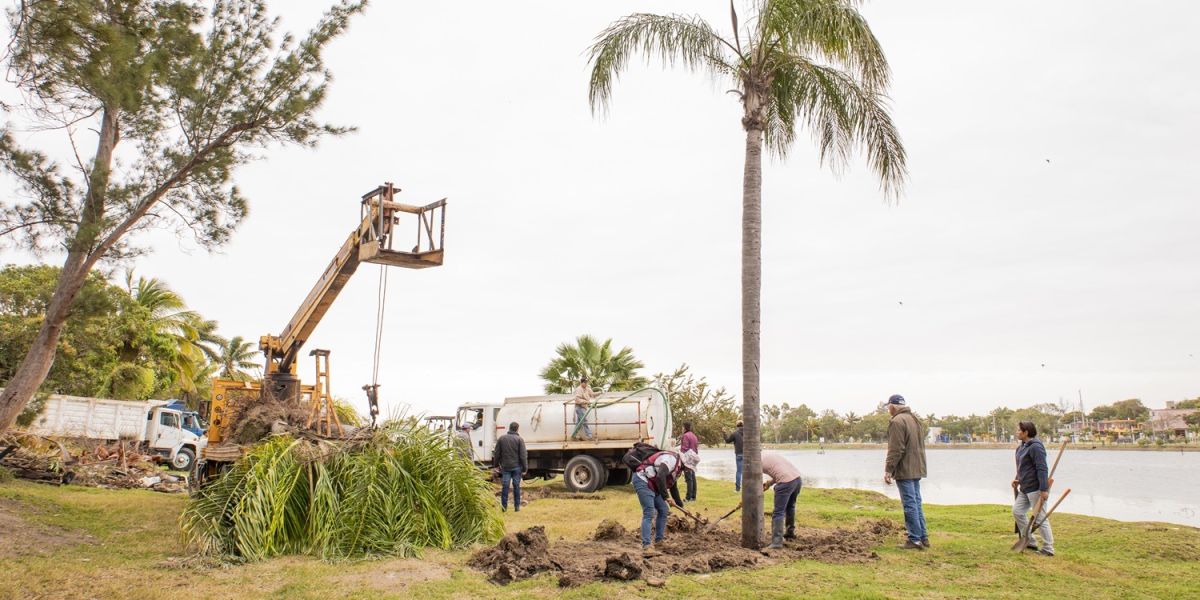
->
[495,391,671,448]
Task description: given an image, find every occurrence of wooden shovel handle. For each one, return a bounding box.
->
[1031,488,1071,530]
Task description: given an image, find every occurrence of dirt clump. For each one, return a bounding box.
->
[604,552,642,580]
[469,526,554,584]
[593,519,627,541]
[228,401,310,444]
[471,517,899,588]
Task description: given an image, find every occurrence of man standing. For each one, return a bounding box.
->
[680,422,700,502]
[454,424,474,460]
[762,451,802,549]
[884,394,929,550]
[724,421,744,492]
[1013,421,1055,556]
[571,376,597,440]
[493,422,528,512]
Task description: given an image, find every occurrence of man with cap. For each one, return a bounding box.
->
[571,376,597,440]
[493,422,528,512]
[884,394,929,549]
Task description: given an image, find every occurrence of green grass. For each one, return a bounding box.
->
[1,477,1197,599]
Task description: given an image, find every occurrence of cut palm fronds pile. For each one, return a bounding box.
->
[180,419,503,561]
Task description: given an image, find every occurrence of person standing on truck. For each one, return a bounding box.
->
[571,376,597,440]
[493,422,528,512]
[680,422,700,502]
[632,449,700,554]
[883,394,929,550]
[762,451,803,549]
[724,421,744,492]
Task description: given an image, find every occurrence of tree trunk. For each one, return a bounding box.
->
[0,108,119,433]
[739,91,765,550]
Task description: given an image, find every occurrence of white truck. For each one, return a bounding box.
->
[455,390,673,493]
[27,393,207,471]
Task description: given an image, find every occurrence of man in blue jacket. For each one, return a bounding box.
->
[1012,421,1055,556]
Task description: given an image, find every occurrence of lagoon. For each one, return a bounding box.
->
[694,447,1200,527]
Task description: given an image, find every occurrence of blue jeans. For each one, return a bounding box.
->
[632,476,668,546]
[734,455,743,491]
[500,468,522,511]
[772,478,802,528]
[574,406,592,439]
[896,478,927,542]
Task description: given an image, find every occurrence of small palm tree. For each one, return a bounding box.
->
[539,334,649,394]
[588,0,906,548]
[218,336,261,381]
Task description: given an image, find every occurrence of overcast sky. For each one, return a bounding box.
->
[4,1,1199,420]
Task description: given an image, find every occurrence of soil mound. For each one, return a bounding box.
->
[469,526,554,584]
[471,517,899,588]
[228,401,310,444]
[593,519,627,541]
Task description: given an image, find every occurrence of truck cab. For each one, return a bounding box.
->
[145,404,207,471]
[456,403,501,463]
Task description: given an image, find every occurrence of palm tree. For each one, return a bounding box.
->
[101,275,206,399]
[587,1,906,548]
[217,336,261,382]
[539,334,649,394]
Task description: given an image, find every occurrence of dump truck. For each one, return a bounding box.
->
[25,393,207,471]
[455,390,673,493]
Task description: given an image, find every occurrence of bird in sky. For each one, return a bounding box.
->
[1045,159,1051,163]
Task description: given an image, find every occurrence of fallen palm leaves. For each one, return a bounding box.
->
[180,419,504,562]
[0,433,187,492]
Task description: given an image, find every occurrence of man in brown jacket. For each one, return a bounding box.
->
[883,394,928,550]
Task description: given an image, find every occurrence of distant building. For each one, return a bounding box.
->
[926,426,944,444]
[1145,407,1199,438]
[1093,419,1138,435]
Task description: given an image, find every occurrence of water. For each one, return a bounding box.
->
[694,448,1200,528]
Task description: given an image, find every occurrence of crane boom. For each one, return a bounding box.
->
[259,182,446,400]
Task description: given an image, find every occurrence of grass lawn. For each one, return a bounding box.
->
[1,476,1197,599]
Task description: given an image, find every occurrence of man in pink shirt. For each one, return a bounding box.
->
[761,451,802,549]
[680,422,699,502]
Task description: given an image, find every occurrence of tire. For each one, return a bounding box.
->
[606,467,632,486]
[563,455,606,493]
[172,447,196,471]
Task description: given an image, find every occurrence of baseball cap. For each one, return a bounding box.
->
[888,394,906,405]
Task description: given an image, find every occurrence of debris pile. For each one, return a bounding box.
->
[471,517,900,588]
[497,485,608,507]
[0,433,187,493]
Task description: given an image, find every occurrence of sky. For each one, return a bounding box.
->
[3,1,1199,420]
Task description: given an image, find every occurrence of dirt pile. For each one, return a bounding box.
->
[496,485,608,507]
[228,401,311,444]
[469,526,555,585]
[471,517,899,588]
[593,519,627,541]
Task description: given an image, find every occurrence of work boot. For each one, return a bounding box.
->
[642,545,661,558]
[766,517,785,549]
[920,537,930,548]
[784,526,796,540]
[898,540,925,550]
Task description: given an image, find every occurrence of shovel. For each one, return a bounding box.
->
[1011,489,1071,551]
[673,503,709,529]
[705,501,742,532]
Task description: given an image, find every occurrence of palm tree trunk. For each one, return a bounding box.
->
[739,91,765,550]
[0,107,119,433]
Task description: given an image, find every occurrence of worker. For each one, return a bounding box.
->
[493,422,528,512]
[454,424,473,460]
[632,449,699,554]
[571,375,597,440]
[724,421,744,492]
[762,451,803,549]
[680,422,700,502]
[1013,421,1055,556]
[884,394,929,550]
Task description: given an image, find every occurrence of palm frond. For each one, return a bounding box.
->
[587,13,739,116]
[765,53,906,197]
[757,0,890,90]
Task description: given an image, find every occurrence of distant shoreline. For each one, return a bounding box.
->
[709,442,1200,452]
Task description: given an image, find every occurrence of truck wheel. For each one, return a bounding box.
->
[563,455,606,493]
[172,447,196,471]
[606,467,632,486]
